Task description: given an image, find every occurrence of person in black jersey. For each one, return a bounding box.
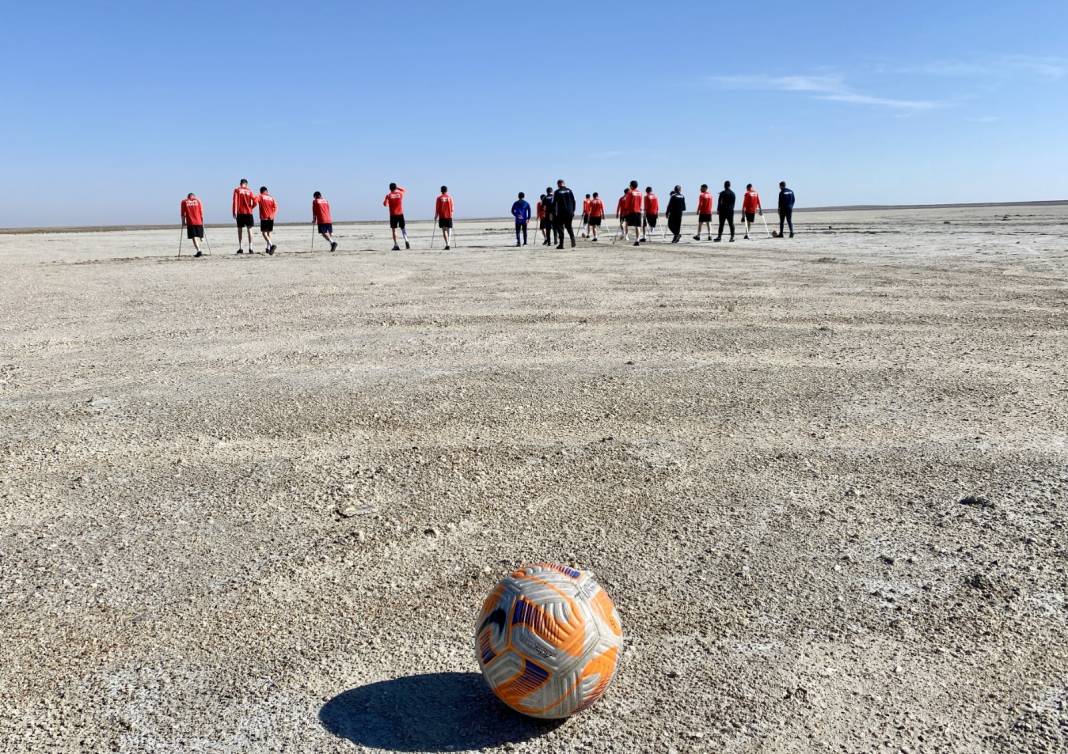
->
[714,180,736,242]
[552,179,577,249]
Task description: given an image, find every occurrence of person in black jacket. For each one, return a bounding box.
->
[552,179,577,249]
[777,181,796,238]
[714,180,736,242]
[541,188,556,246]
[665,185,686,243]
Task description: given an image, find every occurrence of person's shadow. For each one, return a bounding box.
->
[319,672,564,752]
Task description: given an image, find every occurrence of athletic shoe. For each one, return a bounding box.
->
[392,244,400,251]
[194,251,202,257]
[571,240,576,248]
[692,235,700,241]
[789,233,795,238]
[516,242,521,247]
[713,237,721,243]
[743,235,750,240]
[236,249,244,254]
[556,244,564,250]
[405,240,411,249]
[639,238,646,243]
[330,242,338,252]
[729,237,735,243]
[445,245,450,250]
[271,244,278,253]
[633,241,640,247]
[671,236,680,243]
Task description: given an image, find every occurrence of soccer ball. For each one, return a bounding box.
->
[475,563,622,719]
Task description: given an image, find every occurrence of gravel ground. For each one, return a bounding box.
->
[1,205,1066,753]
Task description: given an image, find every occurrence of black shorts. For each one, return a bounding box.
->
[626,212,642,227]
[589,216,602,226]
[260,219,274,232]
[699,213,713,223]
[582,213,589,224]
[744,212,756,223]
[438,218,453,229]
[645,214,658,227]
[236,213,254,228]
[186,224,204,239]
[390,214,406,229]
[540,218,552,230]
[317,223,333,234]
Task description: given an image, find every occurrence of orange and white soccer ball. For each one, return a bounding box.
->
[475,563,622,719]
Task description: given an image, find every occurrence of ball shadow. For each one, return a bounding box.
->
[319,672,564,752]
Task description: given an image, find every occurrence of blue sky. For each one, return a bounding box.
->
[1,0,1066,226]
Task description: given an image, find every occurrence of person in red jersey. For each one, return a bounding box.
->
[180,193,205,257]
[615,188,630,240]
[642,187,659,242]
[258,186,278,255]
[587,192,606,242]
[741,183,763,240]
[232,178,258,254]
[383,183,409,250]
[693,183,714,241]
[434,186,455,250]
[581,194,592,238]
[312,191,337,252]
[535,194,550,245]
[624,179,645,246]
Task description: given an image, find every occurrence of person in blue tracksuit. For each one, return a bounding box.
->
[777,181,796,238]
[511,192,532,246]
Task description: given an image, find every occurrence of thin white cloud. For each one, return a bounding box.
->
[710,74,941,111]
[1001,55,1068,79]
[887,55,1068,80]
[819,92,939,110]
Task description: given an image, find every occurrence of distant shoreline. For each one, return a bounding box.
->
[1,199,1064,235]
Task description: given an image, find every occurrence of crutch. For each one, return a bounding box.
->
[178,225,184,258]
[450,223,459,249]
[310,223,316,252]
[429,222,437,249]
[203,228,214,256]
[760,213,772,238]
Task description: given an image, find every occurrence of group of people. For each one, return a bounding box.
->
[513,181,796,247]
[178,179,797,257]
